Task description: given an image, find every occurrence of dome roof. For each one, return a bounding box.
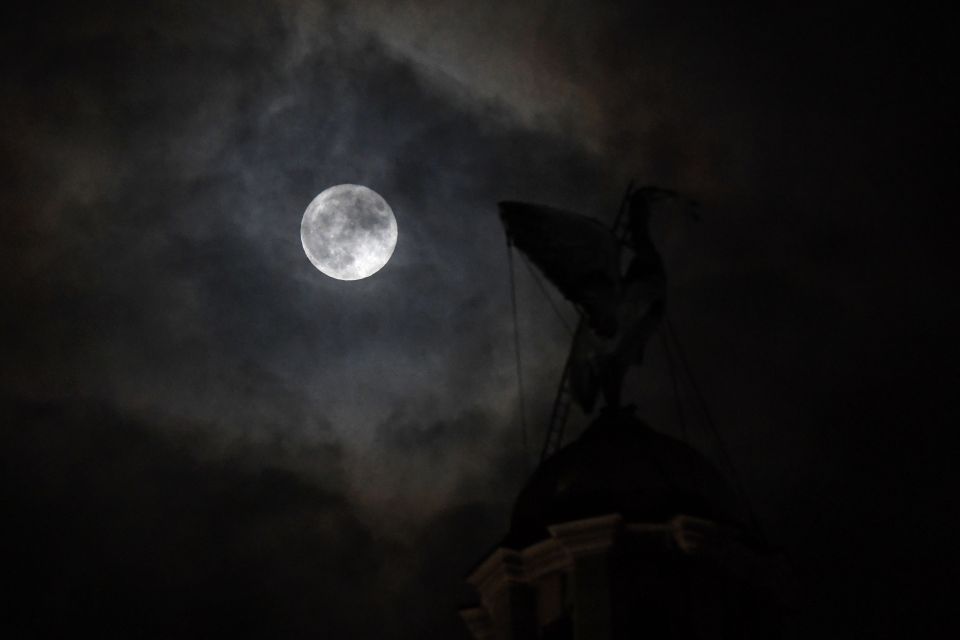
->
[505,407,747,548]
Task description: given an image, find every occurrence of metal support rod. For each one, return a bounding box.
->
[537,180,637,462]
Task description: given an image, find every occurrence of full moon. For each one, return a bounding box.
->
[300,184,398,280]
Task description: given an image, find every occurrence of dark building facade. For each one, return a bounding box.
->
[461,409,790,639]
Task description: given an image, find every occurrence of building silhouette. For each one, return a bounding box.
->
[461,408,790,639]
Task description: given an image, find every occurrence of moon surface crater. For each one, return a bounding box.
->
[300,184,398,280]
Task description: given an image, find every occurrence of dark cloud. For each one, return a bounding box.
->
[2,399,370,637]
[2,0,955,638]
[1,398,513,638]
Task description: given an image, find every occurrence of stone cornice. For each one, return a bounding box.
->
[547,513,624,557]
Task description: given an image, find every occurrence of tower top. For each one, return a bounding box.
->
[504,407,750,550]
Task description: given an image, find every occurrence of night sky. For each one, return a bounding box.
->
[2,1,956,638]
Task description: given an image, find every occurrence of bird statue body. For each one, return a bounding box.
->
[499,187,685,413]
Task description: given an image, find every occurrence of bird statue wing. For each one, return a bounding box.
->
[499,201,621,335]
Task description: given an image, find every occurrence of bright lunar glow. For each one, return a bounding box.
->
[300,184,398,280]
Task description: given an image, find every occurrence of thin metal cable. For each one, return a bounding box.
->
[663,314,764,538]
[506,241,530,471]
[659,327,688,442]
[519,253,575,336]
